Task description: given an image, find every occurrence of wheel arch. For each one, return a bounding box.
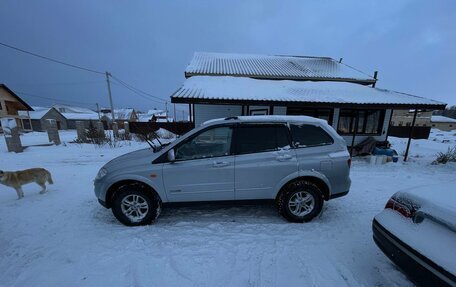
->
[275,175,332,202]
[105,179,162,208]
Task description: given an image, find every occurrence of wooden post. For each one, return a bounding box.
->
[350,111,359,157]
[404,109,418,162]
[188,104,192,122]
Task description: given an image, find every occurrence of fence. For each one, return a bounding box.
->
[388,126,431,139]
[129,122,195,136]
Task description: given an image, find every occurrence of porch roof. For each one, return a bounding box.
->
[171,76,446,110]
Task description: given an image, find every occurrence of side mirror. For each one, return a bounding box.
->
[167,149,176,162]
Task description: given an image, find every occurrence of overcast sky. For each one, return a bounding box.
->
[1,0,454,118]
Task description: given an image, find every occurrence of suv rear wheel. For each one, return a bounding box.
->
[278,180,323,223]
[111,184,161,226]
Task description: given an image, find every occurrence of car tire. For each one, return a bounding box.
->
[111,184,161,226]
[277,180,324,223]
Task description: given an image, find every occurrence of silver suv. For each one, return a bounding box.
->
[94,116,351,226]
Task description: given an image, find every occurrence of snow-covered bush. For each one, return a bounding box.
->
[432,146,456,164]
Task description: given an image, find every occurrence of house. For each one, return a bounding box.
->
[137,109,167,122]
[391,110,432,127]
[0,84,33,131]
[431,115,456,131]
[53,104,100,129]
[18,106,67,131]
[100,108,137,127]
[170,52,446,146]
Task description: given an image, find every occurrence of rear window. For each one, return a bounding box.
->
[290,124,334,147]
[234,125,290,155]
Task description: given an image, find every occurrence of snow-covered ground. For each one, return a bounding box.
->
[0,129,455,287]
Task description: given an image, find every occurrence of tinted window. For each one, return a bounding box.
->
[234,125,290,155]
[175,126,232,160]
[290,124,333,147]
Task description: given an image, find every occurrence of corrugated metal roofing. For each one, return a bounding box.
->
[171,76,445,108]
[185,52,376,84]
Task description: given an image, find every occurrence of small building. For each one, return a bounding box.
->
[18,107,68,131]
[52,104,100,129]
[100,108,137,128]
[0,84,33,131]
[431,115,456,131]
[137,109,167,122]
[391,110,432,127]
[171,52,446,146]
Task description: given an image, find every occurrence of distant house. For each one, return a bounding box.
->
[18,107,67,131]
[0,84,33,131]
[137,109,171,122]
[52,104,100,129]
[171,52,446,146]
[100,108,137,128]
[390,110,432,127]
[431,115,456,131]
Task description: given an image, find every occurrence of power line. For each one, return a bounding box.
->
[110,74,168,103]
[0,41,104,75]
[110,76,168,104]
[16,91,97,106]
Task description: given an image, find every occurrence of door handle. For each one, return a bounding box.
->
[213,161,230,167]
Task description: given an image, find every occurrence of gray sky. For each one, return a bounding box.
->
[1,0,455,118]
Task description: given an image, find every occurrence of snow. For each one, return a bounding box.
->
[101,108,135,121]
[18,106,52,120]
[202,115,327,126]
[1,129,455,286]
[186,52,375,82]
[431,115,456,123]
[172,76,444,107]
[62,112,100,120]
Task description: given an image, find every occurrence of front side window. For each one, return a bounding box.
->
[175,126,232,161]
[234,125,290,155]
[290,124,333,147]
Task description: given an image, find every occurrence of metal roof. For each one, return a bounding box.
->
[171,76,446,109]
[185,52,376,84]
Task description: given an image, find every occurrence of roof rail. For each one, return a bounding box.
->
[224,116,238,120]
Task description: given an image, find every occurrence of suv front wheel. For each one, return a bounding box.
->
[278,180,323,223]
[111,184,161,226]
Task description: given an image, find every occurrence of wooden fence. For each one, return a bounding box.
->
[388,126,431,139]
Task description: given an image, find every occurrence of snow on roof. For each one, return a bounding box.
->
[431,115,456,123]
[171,76,445,108]
[62,112,99,120]
[101,108,135,120]
[185,52,376,83]
[18,106,51,119]
[52,104,95,114]
[137,109,166,122]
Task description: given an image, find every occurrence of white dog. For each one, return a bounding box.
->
[0,168,53,199]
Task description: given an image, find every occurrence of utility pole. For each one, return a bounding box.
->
[105,71,115,122]
[96,103,101,120]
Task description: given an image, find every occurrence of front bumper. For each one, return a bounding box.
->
[372,219,456,287]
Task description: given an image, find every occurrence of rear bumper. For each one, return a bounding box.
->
[372,219,456,287]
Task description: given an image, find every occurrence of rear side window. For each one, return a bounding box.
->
[234,125,290,155]
[290,124,334,148]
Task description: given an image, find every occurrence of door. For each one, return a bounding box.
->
[162,126,235,202]
[233,124,298,200]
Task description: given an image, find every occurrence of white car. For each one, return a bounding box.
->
[373,184,456,286]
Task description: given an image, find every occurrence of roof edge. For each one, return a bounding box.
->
[0,84,34,111]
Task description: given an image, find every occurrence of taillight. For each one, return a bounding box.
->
[385,196,419,218]
[347,158,352,168]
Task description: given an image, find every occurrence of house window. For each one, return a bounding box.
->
[337,109,385,135]
[287,107,334,125]
[406,122,411,127]
[399,121,403,126]
[390,121,395,126]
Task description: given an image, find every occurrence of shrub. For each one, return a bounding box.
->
[432,146,456,164]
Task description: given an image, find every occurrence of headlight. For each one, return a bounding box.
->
[95,168,108,180]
